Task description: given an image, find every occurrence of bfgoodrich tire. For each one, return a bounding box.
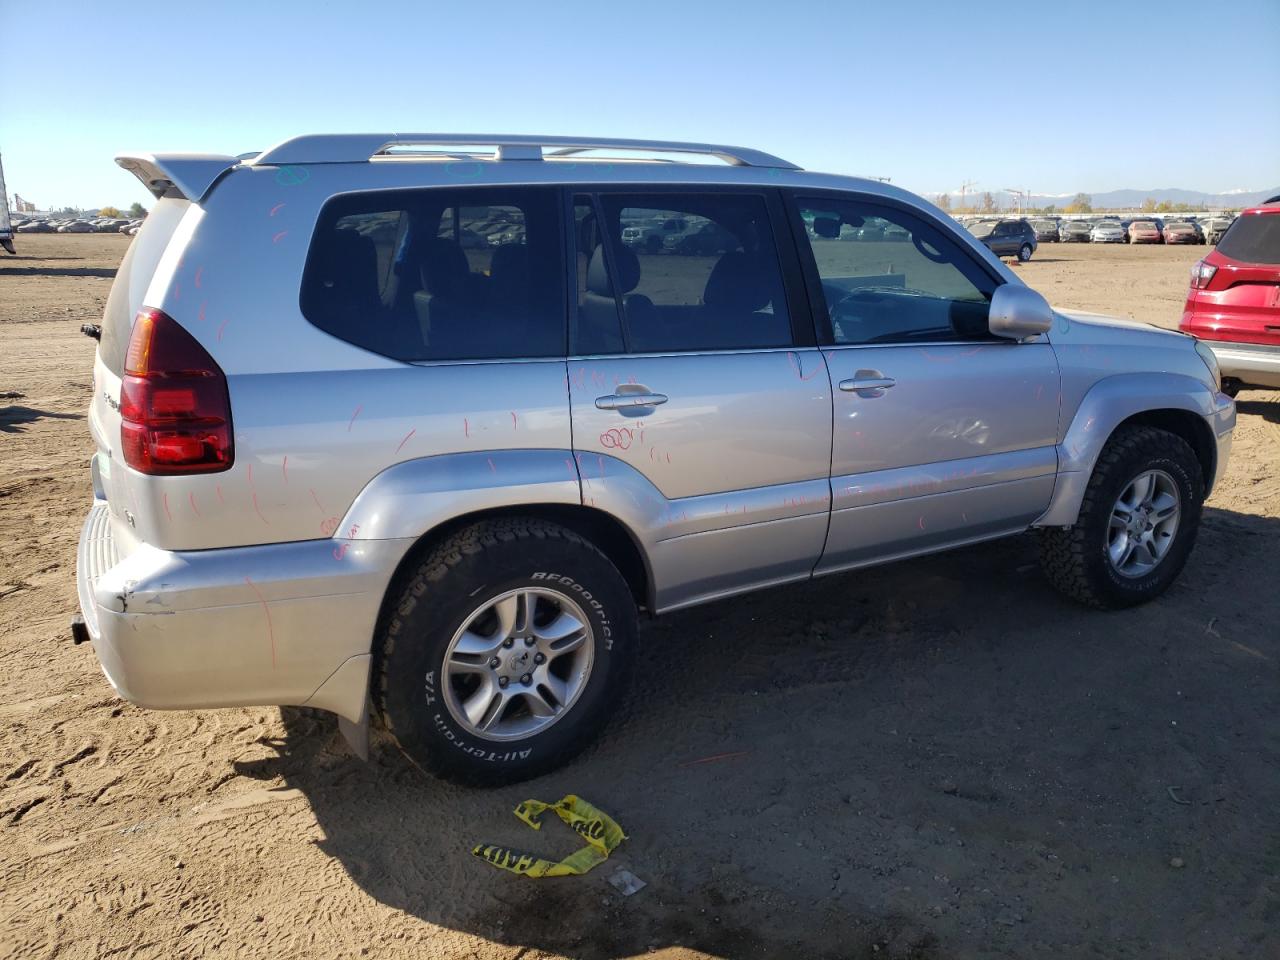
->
[1037,425,1204,610]
[375,518,636,785]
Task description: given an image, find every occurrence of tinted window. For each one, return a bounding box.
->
[796,197,997,345]
[301,187,564,361]
[1216,213,1280,264]
[576,193,792,354]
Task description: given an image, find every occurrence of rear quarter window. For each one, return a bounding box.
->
[300,187,566,361]
[1216,213,1280,264]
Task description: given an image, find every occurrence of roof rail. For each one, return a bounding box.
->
[251,134,800,170]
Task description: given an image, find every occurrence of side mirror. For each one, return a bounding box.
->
[988,284,1053,339]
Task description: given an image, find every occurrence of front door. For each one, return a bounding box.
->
[567,189,832,612]
[788,193,1061,573]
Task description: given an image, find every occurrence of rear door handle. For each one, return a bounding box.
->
[839,376,896,396]
[595,392,668,410]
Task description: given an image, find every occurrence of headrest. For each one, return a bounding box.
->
[703,251,770,312]
[586,244,641,297]
[419,238,471,296]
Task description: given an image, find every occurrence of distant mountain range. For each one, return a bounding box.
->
[931,186,1280,210]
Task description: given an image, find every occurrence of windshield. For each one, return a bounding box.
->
[967,221,998,238]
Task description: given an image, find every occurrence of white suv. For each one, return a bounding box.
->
[75,134,1235,784]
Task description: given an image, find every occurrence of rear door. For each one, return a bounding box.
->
[787,192,1060,573]
[567,188,832,611]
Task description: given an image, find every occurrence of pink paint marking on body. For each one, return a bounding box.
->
[252,492,270,526]
[347,405,362,431]
[463,417,470,438]
[510,411,518,429]
[269,202,285,217]
[281,455,289,483]
[272,231,288,244]
[309,488,324,512]
[163,493,173,523]
[395,428,416,454]
[198,301,207,323]
[917,515,927,531]
[487,457,496,473]
[243,576,277,669]
[216,484,225,505]
[194,267,203,289]
[216,319,228,341]
[188,492,200,517]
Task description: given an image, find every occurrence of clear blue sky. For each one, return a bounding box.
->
[2,0,1277,210]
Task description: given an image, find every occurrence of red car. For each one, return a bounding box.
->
[1180,198,1280,395]
[1128,220,1163,244]
[1164,221,1203,245]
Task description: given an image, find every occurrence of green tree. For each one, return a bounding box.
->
[128,202,147,218]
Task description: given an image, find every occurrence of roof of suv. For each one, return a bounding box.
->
[116,133,920,210]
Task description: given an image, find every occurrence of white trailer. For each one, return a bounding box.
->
[0,153,13,254]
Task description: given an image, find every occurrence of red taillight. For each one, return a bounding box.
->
[119,308,233,474]
[1190,260,1218,290]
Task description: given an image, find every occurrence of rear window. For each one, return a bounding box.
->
[1216,213,1280,264]
[301,187,566,361]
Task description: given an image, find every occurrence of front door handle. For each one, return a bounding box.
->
[595,392,668,411]
[839,372,896,397]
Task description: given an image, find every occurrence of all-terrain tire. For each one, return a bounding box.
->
[1037,425,1204,610]
[375,518,636,785]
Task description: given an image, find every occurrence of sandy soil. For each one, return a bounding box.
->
[1,235,1277,960]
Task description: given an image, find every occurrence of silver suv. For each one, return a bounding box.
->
[75,134,1236,784]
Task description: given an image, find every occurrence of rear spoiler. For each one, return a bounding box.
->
[116,153,241,201]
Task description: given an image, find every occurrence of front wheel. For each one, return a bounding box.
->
[1018,243,1033,262]
[1037,425,1204,609]
[376,518,636,785]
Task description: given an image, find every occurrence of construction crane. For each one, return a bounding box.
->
[958,179,978,211]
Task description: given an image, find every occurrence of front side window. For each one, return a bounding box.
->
[301,187,564,361]
[575,193,793,354]
[795,196,997,345]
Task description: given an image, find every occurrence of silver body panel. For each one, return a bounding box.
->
[75,142,1236,724]
[1202,339,1280,389]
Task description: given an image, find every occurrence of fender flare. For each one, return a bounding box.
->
[338,448,583,541]
[1035,372,1222,527]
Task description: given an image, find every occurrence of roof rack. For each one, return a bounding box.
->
[251,134,799,170]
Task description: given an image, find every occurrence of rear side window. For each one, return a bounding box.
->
[301,187,565,361]
[1216,213,1280,265]
[575,193,792,354]
[795,196,996,345]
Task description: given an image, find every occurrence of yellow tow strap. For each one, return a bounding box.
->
[472,794,626,877]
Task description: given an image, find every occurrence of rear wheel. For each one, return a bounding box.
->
[1037,425,1204,609]
[1018,243,1033,262]
[376,518,636,785]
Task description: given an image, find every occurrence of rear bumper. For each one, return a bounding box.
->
[1201,340,1280,389]
[75,500,413,722]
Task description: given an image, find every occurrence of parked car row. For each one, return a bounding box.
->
[961,213,1236,246]
[12,216,145,235]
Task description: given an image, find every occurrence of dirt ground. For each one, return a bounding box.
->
[2,235,1277,960]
